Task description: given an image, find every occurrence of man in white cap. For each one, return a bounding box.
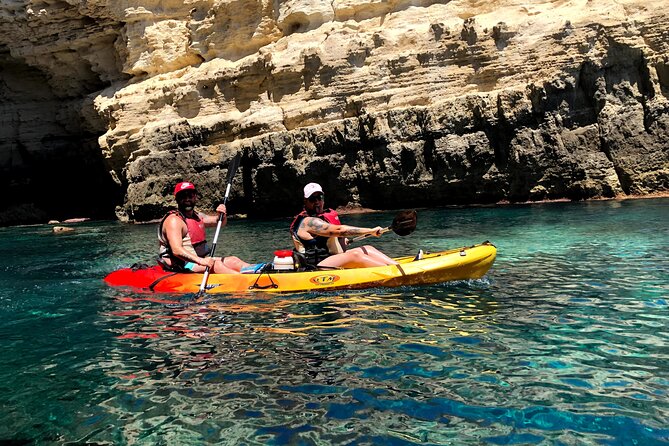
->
[158,181,250,273]
[289,183,398,269]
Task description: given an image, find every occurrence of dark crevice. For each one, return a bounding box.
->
[656,61,669,98]
[0,52,120,226]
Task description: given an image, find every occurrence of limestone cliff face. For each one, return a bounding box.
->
[1,0,667,224]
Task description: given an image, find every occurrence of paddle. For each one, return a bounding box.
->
[350,209,417,242]
[197,152,242,296]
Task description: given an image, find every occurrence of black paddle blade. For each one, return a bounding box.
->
[226,152,242,183]
[390,210,417,236]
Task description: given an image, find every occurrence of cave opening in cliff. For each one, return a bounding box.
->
[0,50,120,226]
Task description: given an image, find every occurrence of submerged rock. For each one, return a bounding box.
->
[52,226,75,233]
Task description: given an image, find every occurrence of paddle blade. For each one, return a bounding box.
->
[222,152,242,204]
[226,152,242,184]
[390,210,417,236]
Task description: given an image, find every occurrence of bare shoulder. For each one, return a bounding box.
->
[164,213,186,231]
[164,213,182,223]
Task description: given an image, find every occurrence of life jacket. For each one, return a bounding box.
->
[158,210,209,269]
[289,208,345,267]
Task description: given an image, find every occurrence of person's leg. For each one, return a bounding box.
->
[352,246,398,265]
[187,256,250,274]
[318,250,391,269]
[220,256,250,272]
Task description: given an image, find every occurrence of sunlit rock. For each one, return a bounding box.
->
[0,0,667,224]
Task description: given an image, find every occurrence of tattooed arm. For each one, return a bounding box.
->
[297,216,383,240]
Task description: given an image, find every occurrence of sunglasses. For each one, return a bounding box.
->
[177,190,198,198]
[308,194,325,203]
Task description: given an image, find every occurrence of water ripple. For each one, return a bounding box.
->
[1,200,668,444]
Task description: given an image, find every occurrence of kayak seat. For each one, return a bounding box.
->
[156,258,185,273]
[292,250,318,272]
[131,262,151,271]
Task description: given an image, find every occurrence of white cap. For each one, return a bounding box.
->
[303,182,323,198]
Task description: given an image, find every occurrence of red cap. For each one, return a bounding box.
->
[174,181,196,196]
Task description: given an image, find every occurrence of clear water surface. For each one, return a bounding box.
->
[0,198,667,445]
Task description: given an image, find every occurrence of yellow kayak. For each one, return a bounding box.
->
[105,242,496,294]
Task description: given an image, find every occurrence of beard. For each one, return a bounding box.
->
[178,202,195,213]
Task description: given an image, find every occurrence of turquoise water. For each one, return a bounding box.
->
[0,199,667,445]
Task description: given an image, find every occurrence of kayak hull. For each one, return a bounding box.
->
[104,242,496,294]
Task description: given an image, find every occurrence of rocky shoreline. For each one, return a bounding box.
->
[334,192,669,216]
[15,192,666,229]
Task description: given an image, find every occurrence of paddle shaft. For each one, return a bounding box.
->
[349,210,417,243]
[198,154,240,294]
[205,183,231,264]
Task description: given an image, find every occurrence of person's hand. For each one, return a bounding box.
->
[216,204,227,215]
[201,257,216,269]
[371,226,384,237]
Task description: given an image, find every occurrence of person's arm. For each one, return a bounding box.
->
[199,204,227,226]
[298,216,383,239]
[164,215,214,267]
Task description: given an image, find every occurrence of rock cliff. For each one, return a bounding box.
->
[1,0,667,224]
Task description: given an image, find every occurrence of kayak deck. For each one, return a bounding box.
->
[104,242,496,294]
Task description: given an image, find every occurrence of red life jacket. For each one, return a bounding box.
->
[289,208,341,237]
[158,209,208,259]
[184,213,206,246]
[320,208,341,225]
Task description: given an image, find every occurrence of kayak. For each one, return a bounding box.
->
[104,242,496,294]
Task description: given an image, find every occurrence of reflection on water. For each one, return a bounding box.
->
[99,284,511,444]
[0,199,667,444]
[98,277,667,444]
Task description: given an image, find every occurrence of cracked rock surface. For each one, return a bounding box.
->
[1,0,667,223]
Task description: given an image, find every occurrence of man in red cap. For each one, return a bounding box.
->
[158,181,250,273]
[290,182,398,269]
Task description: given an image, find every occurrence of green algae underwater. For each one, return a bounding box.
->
[0,198,667,445]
